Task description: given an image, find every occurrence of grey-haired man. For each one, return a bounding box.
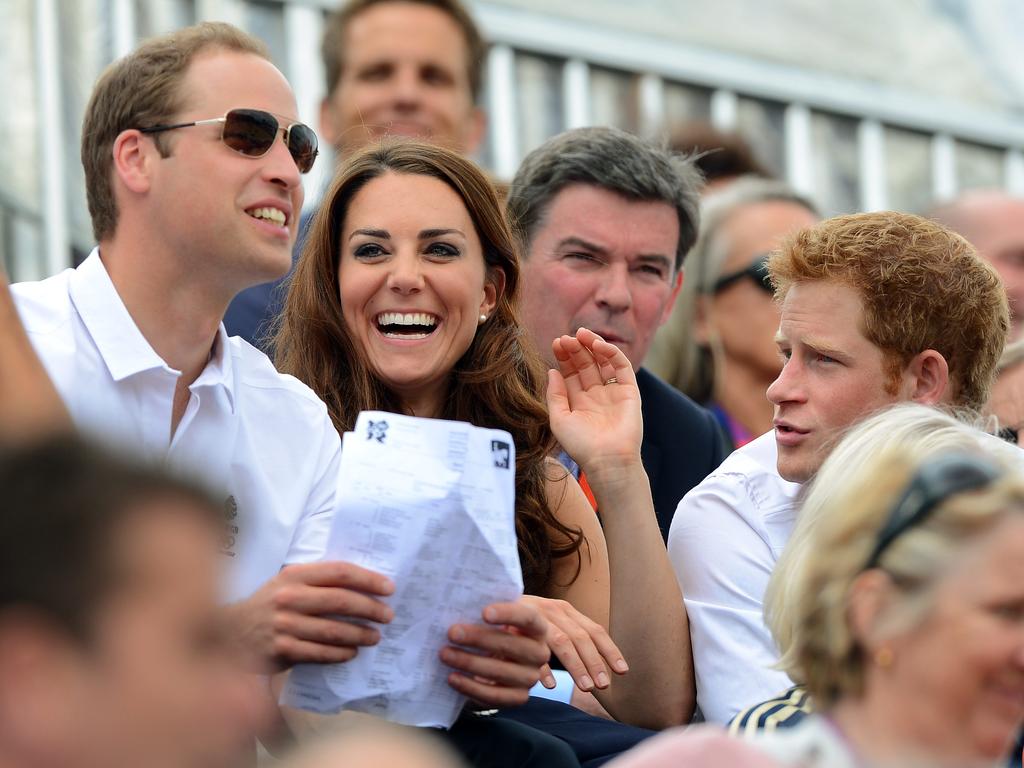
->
[510,126,728,538]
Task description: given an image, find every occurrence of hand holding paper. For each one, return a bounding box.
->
[282,412,525,727]
[442,598,550,707]
[228,561,395,670]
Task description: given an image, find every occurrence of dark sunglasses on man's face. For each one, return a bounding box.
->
[709,252,774,295]
[139,108,319,173]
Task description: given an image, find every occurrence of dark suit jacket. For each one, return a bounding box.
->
[637,367,730,541]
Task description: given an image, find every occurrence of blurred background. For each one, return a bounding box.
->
[4,0,1024,282]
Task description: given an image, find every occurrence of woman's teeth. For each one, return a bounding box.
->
[376,312,439,338]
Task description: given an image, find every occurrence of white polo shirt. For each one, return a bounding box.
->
[667,431,801,724]
[12,250,340,601]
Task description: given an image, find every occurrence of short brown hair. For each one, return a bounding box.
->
[274,140,582,594]
[321,0,486,102]
[769,211,1009,411]
[81,22,268,242]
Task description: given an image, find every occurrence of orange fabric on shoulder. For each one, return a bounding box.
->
[578,470,598,512]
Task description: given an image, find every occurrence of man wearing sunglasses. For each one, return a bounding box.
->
[9,22,575,768]
[12,22,339,644]
[667,210,1010,725]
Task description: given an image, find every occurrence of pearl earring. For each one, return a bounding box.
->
[479,314,488,324]
[874,646,895,668]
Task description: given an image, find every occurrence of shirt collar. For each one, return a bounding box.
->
[70,248,236,412]
[194,324,237,413]
[70,249,168,381]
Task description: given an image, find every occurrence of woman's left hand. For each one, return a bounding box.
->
[546,328,643,471]
[522,595,628,693]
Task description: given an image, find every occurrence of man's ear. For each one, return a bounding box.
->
[904,349,949,405]
[111,129,155,196]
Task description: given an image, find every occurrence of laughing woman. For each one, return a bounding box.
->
[274,141,690,729]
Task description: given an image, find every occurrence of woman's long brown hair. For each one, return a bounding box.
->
[274,140,582,595]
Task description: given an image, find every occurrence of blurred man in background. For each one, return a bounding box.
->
[225,0,488,346]
[931,191,1024,340]
[317,0,486,157]
[669,121,772,194]
[988,339,1024,444]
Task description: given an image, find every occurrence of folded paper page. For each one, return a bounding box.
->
[282,410,522,728]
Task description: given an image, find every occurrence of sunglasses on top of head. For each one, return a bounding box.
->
[708,252,775,295]
[138,108,319,174]
[863,452,1001,571]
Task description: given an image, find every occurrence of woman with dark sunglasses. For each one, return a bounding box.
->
[646,177,818,449]
[273,140,689,737]
[608,403,1024,768]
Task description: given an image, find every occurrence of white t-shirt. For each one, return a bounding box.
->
[668,431,801,724]
[12,250,341,601]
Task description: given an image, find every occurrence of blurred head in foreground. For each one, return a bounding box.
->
[0,436,264,768]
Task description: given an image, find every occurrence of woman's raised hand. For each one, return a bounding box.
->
[546,328,643,472]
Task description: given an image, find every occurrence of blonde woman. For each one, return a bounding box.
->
[766,404,1021,668]
[610,404,1024,767]
[731,404,1023,735]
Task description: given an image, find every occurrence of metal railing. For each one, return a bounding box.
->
[16,0,1024,280]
